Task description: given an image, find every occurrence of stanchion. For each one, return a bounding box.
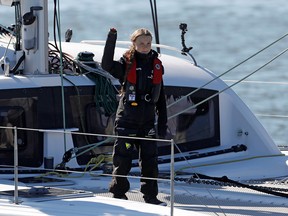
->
[170,139,174,216]
[13,126,19,204]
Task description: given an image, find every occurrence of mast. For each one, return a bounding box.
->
[21,0,48,74]
[149,0,160,53]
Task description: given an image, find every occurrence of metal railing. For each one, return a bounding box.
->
[13,126,19,204]
[0,126,176,215]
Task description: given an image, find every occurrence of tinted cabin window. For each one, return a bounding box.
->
[0,107,26,151]
[69,95,115,165]
[0,96,42,168]
[162,86,220,152]
[85,103,114,143]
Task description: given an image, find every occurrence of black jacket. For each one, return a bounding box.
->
[101,31,167,136]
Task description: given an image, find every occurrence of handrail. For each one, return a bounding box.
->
[13,126,19,204]
[170,139,175,216]
[4,125,175,214]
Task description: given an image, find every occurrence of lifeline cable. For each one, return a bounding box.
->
[54,0,68,153]
[165,46,288,198]
[166,31,288,110]
[168,46,288,120]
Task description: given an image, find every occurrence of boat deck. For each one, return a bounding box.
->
[1,174,287,216]
[94,179,288,216]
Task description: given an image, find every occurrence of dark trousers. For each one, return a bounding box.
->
[109,127,159,198]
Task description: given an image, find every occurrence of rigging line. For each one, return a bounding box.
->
[166,31,288,109]
[168,46,288,120]
[71,138,114,152]
[55,0,67,152]
[0,24,15,35]
[76,60,115,79]
[53,0,58,51]
[62,76,90,145]
[69,138,114,160]
[0,33,14,74]
[149,0,156,38]
[224,80,288,85]
[172,144,225,216]
[149,0,160,53]
[7,125,170,143]
[256,113,288,118]
[0,33,13,58]
[153,0,160,45]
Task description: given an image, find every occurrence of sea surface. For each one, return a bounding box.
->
[1,0,287,146]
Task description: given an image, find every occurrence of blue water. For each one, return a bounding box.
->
[1,0,287,146]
